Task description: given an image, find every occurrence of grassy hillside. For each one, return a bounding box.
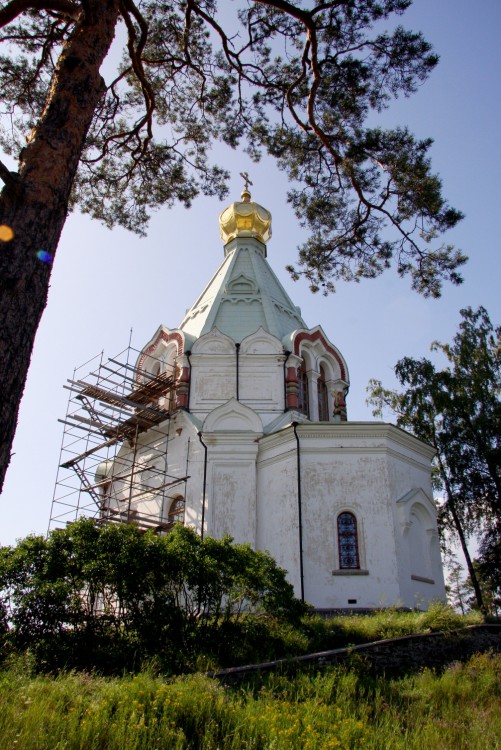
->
[279,604,484,654]
[0,608,499,750]
[0,651,499,750]
[203,603,485,670]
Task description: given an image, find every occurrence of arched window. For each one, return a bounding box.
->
[166,496,185,530]
[147,353,177,412]
[297,360,310,417]
[337,512,360,569]
[317,365,329,421]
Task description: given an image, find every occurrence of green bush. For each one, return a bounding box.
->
[0,520,305,674]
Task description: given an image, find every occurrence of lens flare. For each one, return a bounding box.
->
[0,225,14,242]
[36,249,53,264]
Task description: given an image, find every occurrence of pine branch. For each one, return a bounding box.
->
[0,159,23,195]
[0,0,80,28]
[118,0,155,157]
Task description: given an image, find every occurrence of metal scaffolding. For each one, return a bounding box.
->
[50,342,188,534]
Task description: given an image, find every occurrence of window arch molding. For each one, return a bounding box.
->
[297,346,345,422]
[298,345,314,369]
[292,327,348,381]
[316,355,336,382]
[136,328,184,384]
[290,330,349,422]
[142,341,178,381]
[165,494,185,531]
[138,341,179,411]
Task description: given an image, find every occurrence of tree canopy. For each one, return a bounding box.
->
[0,0,465,492]
[368,306,501,612]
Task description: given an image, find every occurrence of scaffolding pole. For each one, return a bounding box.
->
[50,341,188,535]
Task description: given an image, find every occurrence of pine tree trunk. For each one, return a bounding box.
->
[0,1,120,493]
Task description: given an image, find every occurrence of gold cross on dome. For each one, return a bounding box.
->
[240,172,253,192]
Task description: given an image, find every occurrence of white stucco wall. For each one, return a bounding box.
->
[106,408,445,610]
[256,423,445,609]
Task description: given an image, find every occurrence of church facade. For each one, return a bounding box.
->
[99,186,446,610]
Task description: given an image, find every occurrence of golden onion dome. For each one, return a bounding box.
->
[219,187,272,245]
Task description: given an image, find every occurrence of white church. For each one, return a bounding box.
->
[85,184,446,611]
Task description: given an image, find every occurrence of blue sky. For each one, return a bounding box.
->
[1,0,500,546]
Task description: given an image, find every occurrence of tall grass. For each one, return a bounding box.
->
[0,651,498,750]
[296,602,483,655]
[2,601,482,674]
[207,603,485,668]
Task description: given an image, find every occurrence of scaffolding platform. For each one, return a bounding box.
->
[50,342,188,534]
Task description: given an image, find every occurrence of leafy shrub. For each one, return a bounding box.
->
[0,520,306,674]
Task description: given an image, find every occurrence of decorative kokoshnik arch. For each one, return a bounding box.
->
[284,327,350,421]
[135,326,190,409]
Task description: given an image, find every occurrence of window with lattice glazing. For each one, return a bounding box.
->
[337,512,360,569]
[166,496,185,530]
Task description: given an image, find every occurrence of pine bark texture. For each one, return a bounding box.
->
[0,0,119,493]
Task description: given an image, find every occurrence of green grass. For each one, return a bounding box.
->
[184,603,485,672]
[0,606,495,749]
[297,603,484,654]
[0,650,499,750]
